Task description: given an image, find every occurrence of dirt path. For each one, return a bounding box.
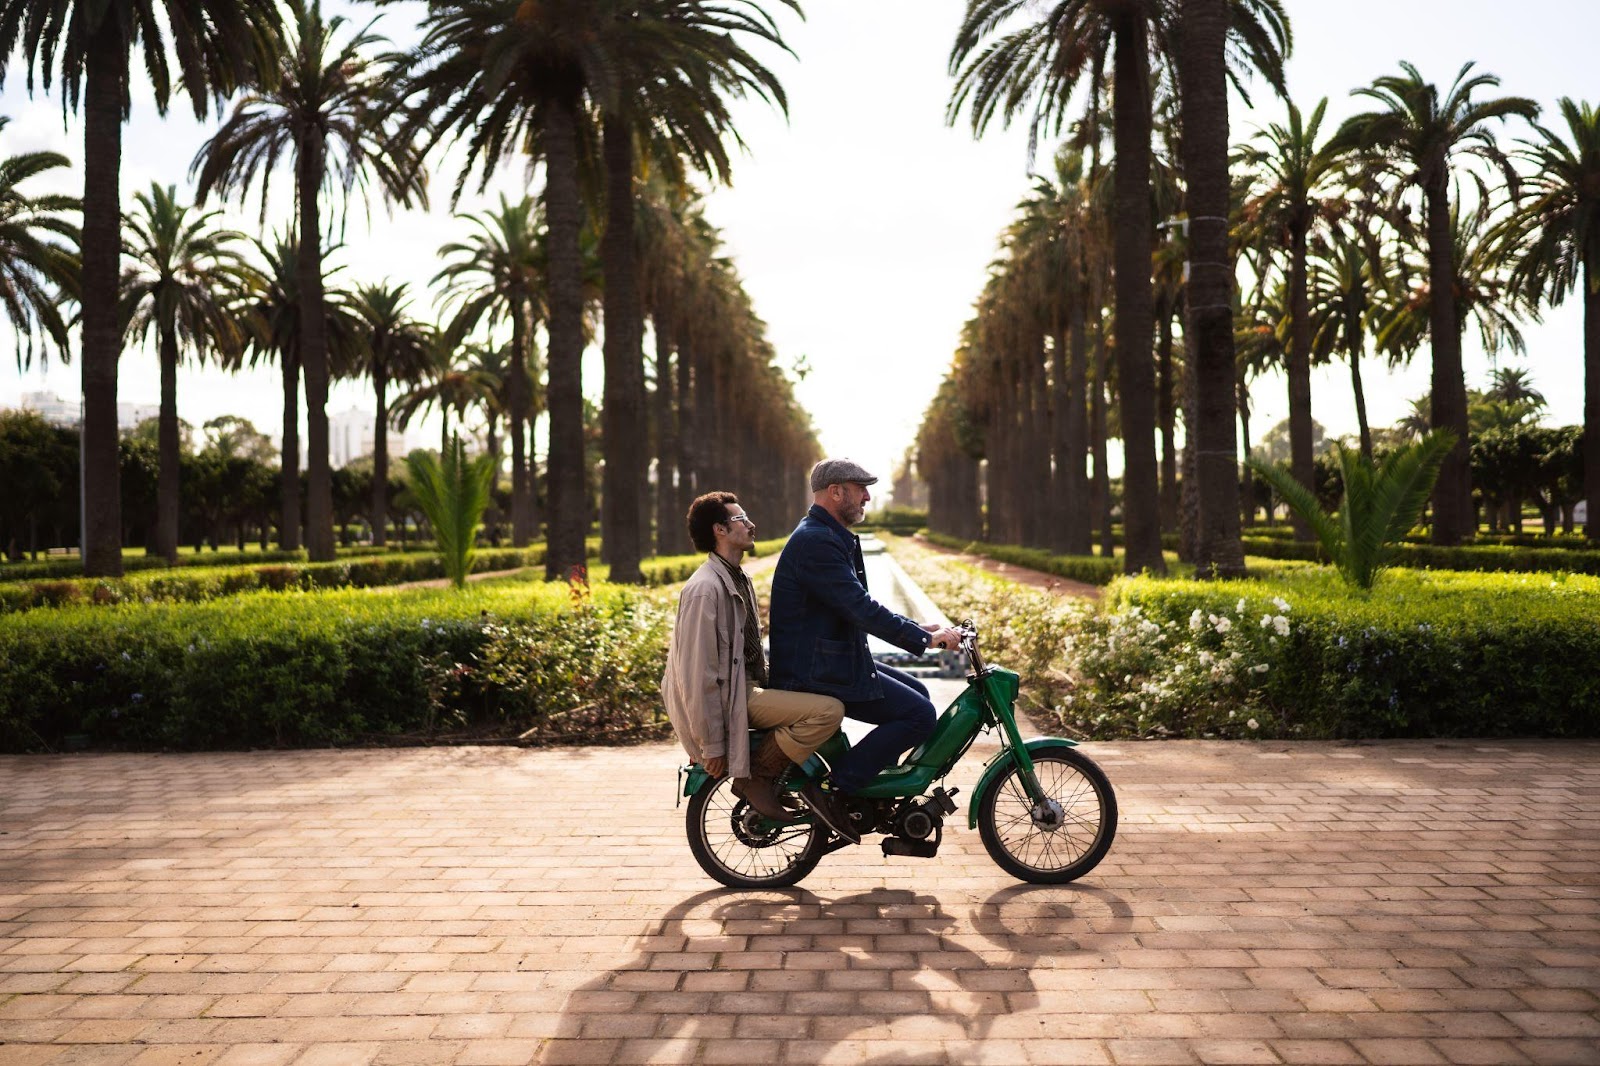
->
[912,533,1105,600]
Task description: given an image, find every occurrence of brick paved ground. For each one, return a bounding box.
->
[2,739,1597,1065]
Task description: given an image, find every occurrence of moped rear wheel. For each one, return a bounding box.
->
[686,775,827,889]
[977,747,1117,884]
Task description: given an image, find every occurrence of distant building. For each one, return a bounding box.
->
[18,391,78,427]
[14,391,159,432]
[328,407,407,468]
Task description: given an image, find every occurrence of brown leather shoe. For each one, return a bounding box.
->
[732,736,801,821]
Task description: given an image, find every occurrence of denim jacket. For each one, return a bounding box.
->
[768,504,931,702]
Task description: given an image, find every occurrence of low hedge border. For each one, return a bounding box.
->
[920,532,1125,586]
[1233,535,1600,576]
[0,579,675,753]
[1070,568,1600,739]
[0,537,786,613]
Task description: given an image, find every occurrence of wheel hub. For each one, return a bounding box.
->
[1030,797,1066,831]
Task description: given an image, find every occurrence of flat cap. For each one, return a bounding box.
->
[810,457,878,493]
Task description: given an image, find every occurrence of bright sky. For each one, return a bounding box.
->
[2,0,1595,508]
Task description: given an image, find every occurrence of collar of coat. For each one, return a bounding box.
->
[807,502,859,548]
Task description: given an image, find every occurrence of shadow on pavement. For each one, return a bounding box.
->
[541,880,1133,1064]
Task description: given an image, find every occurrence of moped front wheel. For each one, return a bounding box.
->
[977,747,1117,884]
[686,776,827,889]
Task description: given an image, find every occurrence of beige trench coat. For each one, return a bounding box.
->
[661,557,757,779]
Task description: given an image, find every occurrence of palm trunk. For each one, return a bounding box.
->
[1091,317,1114,558]
[509,299,534,546]
[544,93,589,581]
[1584,262,1598,541]
[674,329,696,549]
[653,317,677,556]
[80,19,125,577]
[1238,374,1255,527]
[1287,222,1315,542]
[280,349,302,551]
[371,365,389,547]
[298,133,335,562]
[1111,12,1164,574]
[1065,300,1091,554]
[155,328,181,565]
[1048,328,1071,553]
[1349,342,1373,462]
[1157,298,1178,532]
[600,114,644,583]
[1425,178,1471,544]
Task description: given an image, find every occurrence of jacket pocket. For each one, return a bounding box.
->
[811,637,855,686]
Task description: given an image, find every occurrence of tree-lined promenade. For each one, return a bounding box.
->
[919,2,1599,566]
[1,0,821,576]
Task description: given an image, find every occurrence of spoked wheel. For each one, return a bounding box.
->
[977,747,1117,884]
[686,776,827,888]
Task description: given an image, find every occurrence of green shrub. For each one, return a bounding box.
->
[1240,535,1600,576]
[921,532,1124,585]
[0,579,675,753]
[1067,568,1600,739]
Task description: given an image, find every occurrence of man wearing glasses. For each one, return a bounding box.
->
[662,491,845,821]
[767,459,962,844]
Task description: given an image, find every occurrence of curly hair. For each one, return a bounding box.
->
[687,491,739,553]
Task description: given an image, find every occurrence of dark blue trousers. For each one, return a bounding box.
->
[830,663,937,792]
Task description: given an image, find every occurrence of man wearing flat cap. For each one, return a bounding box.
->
[768,458,961,843]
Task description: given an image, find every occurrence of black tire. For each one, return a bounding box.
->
[686,775,828,889]
[977,747,1117,884]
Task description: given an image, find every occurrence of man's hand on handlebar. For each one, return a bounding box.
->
[925,626,963,652]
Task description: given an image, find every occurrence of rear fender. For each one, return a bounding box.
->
[967,737,1080,829]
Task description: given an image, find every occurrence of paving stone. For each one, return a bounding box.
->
[1,740,1595,1064]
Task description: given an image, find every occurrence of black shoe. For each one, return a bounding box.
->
[800,779,860,844]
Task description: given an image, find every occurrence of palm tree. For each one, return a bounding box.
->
[0,117,79,371]
[595,0,799,584]
[391,343,500,458]
[0,0,282,577]
[119,184,258,564]
[191,0,426,563]
[1174,0,1282,574]
[236,234,363,550]
[1493,98,1600,539]
[434,197,544,548]
[1333,61,1539,544]
[397,0,607,582]
[1237,97,1346,543]
[1307,235,1385,461]
[948,0,1287,573]
[351,282,436,548]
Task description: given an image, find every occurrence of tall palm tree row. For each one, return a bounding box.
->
[119,183,259,563]
[192,0,427,563]
[1,0,284,576]
[350,282,436,547]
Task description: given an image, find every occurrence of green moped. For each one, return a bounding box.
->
[680,622,1118,888]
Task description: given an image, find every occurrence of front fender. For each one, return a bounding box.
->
[967,737,1080,829]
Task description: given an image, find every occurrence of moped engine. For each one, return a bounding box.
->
[881,787,959,859]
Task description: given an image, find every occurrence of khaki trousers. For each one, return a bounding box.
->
[746,685,845,763]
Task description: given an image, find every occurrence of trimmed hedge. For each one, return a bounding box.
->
[1072,568,1600,738]
[921,532,1125,585]
[1234,535,1600,576]
[0,536,786,613]
[0,579,674,753]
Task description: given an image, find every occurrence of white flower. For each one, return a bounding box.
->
[1228,710,1236,719]
[1260,614,1273,629]
[1236,598,1248,614]
[1272,597,1291,613]
[1272,615,1291,637]
[1189,609,1204,632]
[1247,718,1260,730]
[1214,616,1232,634]
[1252,663,1270,674]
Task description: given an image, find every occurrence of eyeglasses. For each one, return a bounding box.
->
[724,514,755,527]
